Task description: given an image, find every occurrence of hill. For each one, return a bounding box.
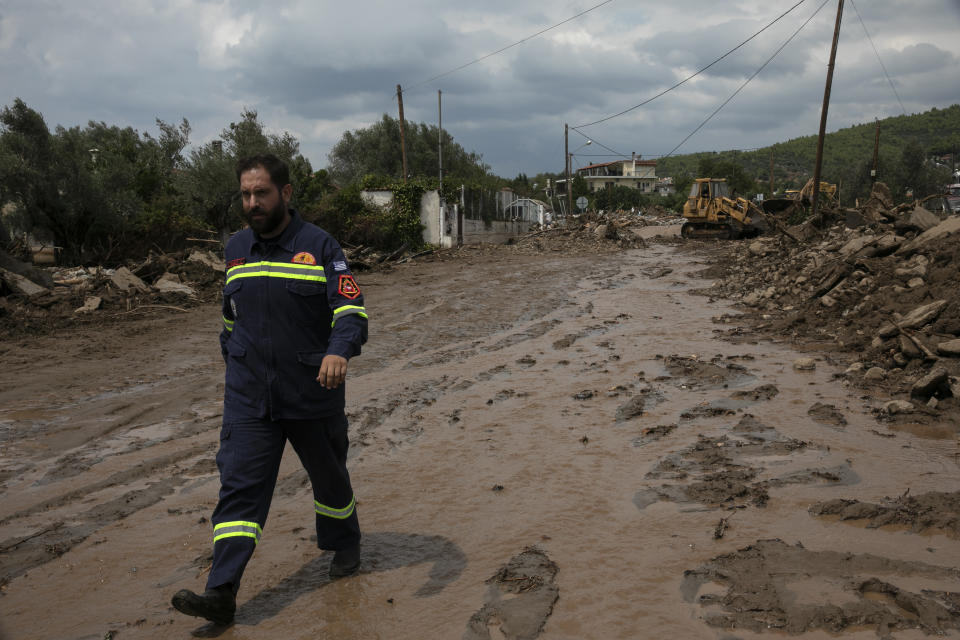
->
[657,104,960,202]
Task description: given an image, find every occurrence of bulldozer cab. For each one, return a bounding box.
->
[689,179,730,216]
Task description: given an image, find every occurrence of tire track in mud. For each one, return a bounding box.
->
[0,444,212,585]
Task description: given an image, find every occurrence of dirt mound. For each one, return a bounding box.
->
[698,186,960,431]
[810,490,960,537]
[682,538,960,636]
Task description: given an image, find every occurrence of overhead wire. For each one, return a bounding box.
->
[572,0,809,130]
[657,0,831,161]
[849,0,907,115]
[401,0,616,94]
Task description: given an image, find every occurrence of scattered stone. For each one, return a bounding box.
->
[153,272,196,296]
[793,358,816,371]
[910,367,950,399]
[0,267,48,296]
[884,400,914,415]
[74,296,102,314]
[863,367,886,381]
[937,339,960,357]
[878,300,948,338]
[109,266,149,293]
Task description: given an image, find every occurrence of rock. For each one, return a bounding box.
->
[907,277,925,289]
[838,235,873,259]
[187,249,226,272]
[154,272,196,296]
[793,358,816,371]
[936,339,960,357]
[906,205,941,232]
[748,241,771,256]
[110,266,149,293]
[864,367,886,381]
[910,367,950,399]
[75,296,102,314]
[743,291,762,306]
[820,295,836,308]
[927,397,939,409]
[884,400,914,414]
[845,362,864,374]
[0,266,48,296]
[896,215,960,257]
[949,376,960,398]
[899,335,922,359]
[878,300,948,338]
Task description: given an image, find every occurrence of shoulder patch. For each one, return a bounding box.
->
[226,257,246,269]
[338,274,361,299]
[292,251,317,265]
[333,260,348,272]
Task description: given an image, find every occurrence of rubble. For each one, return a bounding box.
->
[700,182,960,423]
[0,247,225,337]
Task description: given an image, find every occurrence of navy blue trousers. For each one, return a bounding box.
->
[206,412,360,591]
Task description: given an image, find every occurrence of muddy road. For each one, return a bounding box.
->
[1,235,959,639]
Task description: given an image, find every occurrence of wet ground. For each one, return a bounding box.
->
[1,230,958,639]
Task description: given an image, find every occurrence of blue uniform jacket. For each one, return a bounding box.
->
[219,209,368,421]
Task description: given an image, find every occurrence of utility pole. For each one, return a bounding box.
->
[810,0,844,220]
[397,84,409,183]
[871,118,880,183]
[769,149,775,196]
[438,90,443,191]
[565,123,571,217]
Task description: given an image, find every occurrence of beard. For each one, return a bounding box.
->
[242,198,288,237]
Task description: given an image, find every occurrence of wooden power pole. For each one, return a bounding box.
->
[810,0,844,220]
[769,149,775,196]
[565,123,571,217]
[871,119,880,183]
[397,84,409,183]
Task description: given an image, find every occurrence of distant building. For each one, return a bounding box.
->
[576,153,658,193]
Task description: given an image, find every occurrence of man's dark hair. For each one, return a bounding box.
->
[236,154,290,192]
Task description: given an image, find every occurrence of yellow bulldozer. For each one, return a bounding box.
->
[681,178,765,239]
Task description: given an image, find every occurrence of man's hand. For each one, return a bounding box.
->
[317,354,348,389]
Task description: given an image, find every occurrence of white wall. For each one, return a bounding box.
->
[361,188,536,248]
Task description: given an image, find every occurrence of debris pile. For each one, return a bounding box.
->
[0,248,225,336]
[703,183,960,419]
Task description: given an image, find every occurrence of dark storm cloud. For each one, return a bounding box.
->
[1,0,957,178]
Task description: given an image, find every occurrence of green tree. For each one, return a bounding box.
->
[178,109,313,245]
[327,114,490,185]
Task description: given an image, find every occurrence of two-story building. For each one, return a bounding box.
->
[576,153,657,193]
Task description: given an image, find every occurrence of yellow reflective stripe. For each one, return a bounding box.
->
[330,305,368,327]
[227,270,326,285]
[226,261,326,286]
[222,316,234,332]
[314,495,356,520]
[213,520,263,544]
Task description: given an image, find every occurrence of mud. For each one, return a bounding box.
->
[2,229,959,639]
[810,491,960,537]
[464,547,559,640]
[682,538,960,636]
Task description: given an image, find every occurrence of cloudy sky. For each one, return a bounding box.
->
[2,0,959,178]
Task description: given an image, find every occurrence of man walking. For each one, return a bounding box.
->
[172,154,368,626]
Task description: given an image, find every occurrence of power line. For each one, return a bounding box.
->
[849,0,907,115]
[572,0,809,130]
[659,0,831,161]
[402,0,616,93]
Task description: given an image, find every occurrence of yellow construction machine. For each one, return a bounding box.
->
[681,178,765,239]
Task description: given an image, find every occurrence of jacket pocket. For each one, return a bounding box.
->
[286,281,328,326]
[226,341,246,358]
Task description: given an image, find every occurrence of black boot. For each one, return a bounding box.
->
[329,543,361,578]
[171,584,236,626]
